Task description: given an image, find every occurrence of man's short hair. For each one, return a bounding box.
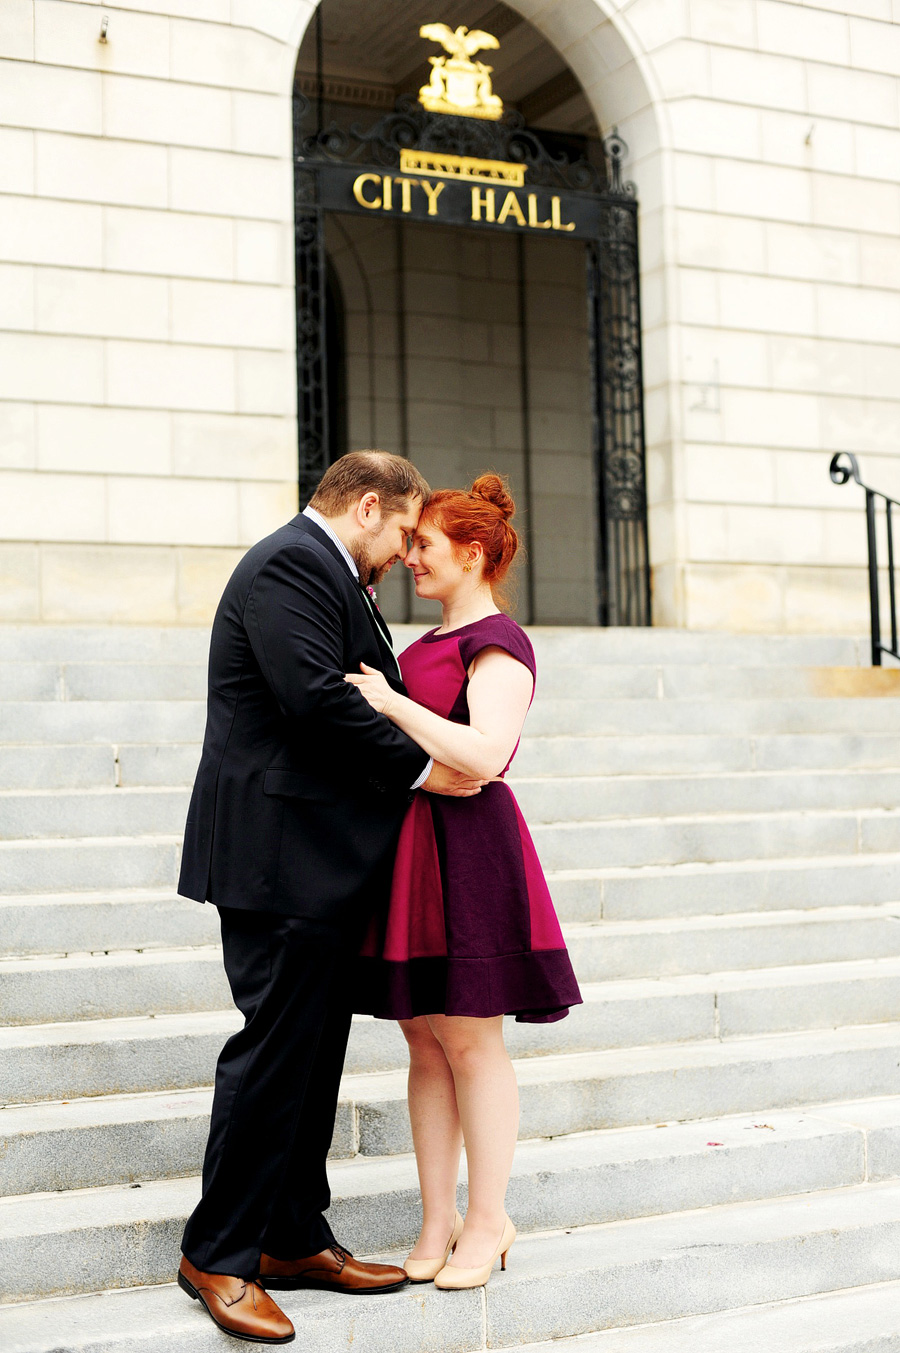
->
[309,451,431,518]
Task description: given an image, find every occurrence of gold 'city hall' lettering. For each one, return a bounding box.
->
[470,185,575,232]
[350,173,574,232]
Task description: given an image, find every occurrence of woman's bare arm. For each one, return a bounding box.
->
[345,646,533,780]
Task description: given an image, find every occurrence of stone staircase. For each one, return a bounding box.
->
[2,623,900,1352]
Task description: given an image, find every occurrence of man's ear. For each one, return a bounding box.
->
[357,492,381,526]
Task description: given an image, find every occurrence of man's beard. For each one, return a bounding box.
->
[351,529,395,588]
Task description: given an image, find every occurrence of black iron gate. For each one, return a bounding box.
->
[293,95,651,627]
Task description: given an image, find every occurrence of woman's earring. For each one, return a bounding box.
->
[463,563,472,573]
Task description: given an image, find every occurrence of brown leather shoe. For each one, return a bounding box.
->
[259,1243,409,1294]
[178,1256,295,1343]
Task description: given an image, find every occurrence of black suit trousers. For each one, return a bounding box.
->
[181,907,356,1276]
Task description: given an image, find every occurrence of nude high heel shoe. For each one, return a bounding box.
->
[403,1210,464,1283]
[434,1215,516,1290]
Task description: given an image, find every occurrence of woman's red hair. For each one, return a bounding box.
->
[422,474,519,603]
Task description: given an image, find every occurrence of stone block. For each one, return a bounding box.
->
[169,16,284,92]
[720,388,821,450]
[0,544,39,620]
[714,158,811,224]
[820,393,900,455]
[684,562,784,632]
[677,268,718,326]
[0,469,106,543]
[850,13,900,75]
[104,205,234,281]
[0,0,32,59]
[170,277,292,350]
[233,89,290,157]
[766,221,860,284]
[688,0,756,45]
[171,412,294,481]
[860,233,900,292]
[236,348,297,416]
[649,38,712,101]
[106,340,236,413]
[719,272,817,335]
[0,56,101,134]
[36,266,169,341]
[34,1,170,77]
[174,546,243,623]
[709,46,807,112]
[0,194,102,268]
[169,148,292,222]
[103,72,232,150]
[37,404,171,477]
[0,126,33,195]
[814,171,900,235]
[235,218,291,284]
[0,836,181,895]
[675,209,766,272]
[109,476,239,547]
[672,152,715,212]
[0,403,35,470]
[807,61,899,128]
[682,325,769,390]
[684,445,775,506]
[40,545,179,623]
[819,283,900,346]
[238,481,297,545]
[0,262,33,331]
[760,109,855,176]
[758,0,851,63]
[35,131,168,208]
[668,97,761,159]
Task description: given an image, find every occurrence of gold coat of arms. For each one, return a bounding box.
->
[418,24,504,120]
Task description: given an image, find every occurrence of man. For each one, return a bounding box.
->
[176,451,485,1344]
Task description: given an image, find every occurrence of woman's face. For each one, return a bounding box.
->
[405,517,470,602]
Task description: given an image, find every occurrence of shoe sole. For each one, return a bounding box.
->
[178,1271,296,1344]
[258,1275,410,1295]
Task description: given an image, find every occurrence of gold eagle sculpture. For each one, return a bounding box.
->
[418,23,504,120]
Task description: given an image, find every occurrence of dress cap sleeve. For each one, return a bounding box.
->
[458,616,536,682]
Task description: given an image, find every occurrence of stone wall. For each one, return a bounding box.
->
[0,0,898,631]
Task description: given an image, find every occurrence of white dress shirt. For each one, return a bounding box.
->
[302,506,432,791]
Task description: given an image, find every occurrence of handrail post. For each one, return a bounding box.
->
[865,488,882,666]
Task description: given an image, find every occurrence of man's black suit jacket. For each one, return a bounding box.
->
[178,514,430,920]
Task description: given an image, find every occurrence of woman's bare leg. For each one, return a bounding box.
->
[400,1016,464,1259]
[427,1014,519,1268]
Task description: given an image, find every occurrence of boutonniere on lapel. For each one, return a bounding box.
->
[365,585,379,609]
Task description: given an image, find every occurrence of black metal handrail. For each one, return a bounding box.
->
[830,452,900,665]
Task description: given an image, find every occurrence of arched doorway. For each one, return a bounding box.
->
[292,1,649,627]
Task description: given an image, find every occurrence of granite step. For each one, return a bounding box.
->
[532,808,900,872]
[1,1178,900,1332]
[7,696,900,751]
[5,1017,900,1137]
[4,807,898,894]
[558,853,900,921]
[3,1103,898,1278]
[6,732,900,792]
[4,1025,900,1200]
[2,660,896,705]
[1,625,864,667]
[513,768,900,822]
[5,915,900,1024]
[508,1281,900,1353]
[7,768,900,843]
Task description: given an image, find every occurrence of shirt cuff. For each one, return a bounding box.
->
[410,757,433,791]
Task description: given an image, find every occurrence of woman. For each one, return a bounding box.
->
[346,474,581,1290]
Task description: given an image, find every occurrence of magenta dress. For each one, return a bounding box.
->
[354,614,582,1024]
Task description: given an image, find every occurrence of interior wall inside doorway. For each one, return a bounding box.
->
[325,213,598,626]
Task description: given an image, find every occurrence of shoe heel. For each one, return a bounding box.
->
[500,1250,509,1271]
[178,1272,199,1301]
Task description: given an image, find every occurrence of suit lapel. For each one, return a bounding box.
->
[290,515,401,680]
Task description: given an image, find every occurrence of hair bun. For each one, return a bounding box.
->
[470,473,515,521]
